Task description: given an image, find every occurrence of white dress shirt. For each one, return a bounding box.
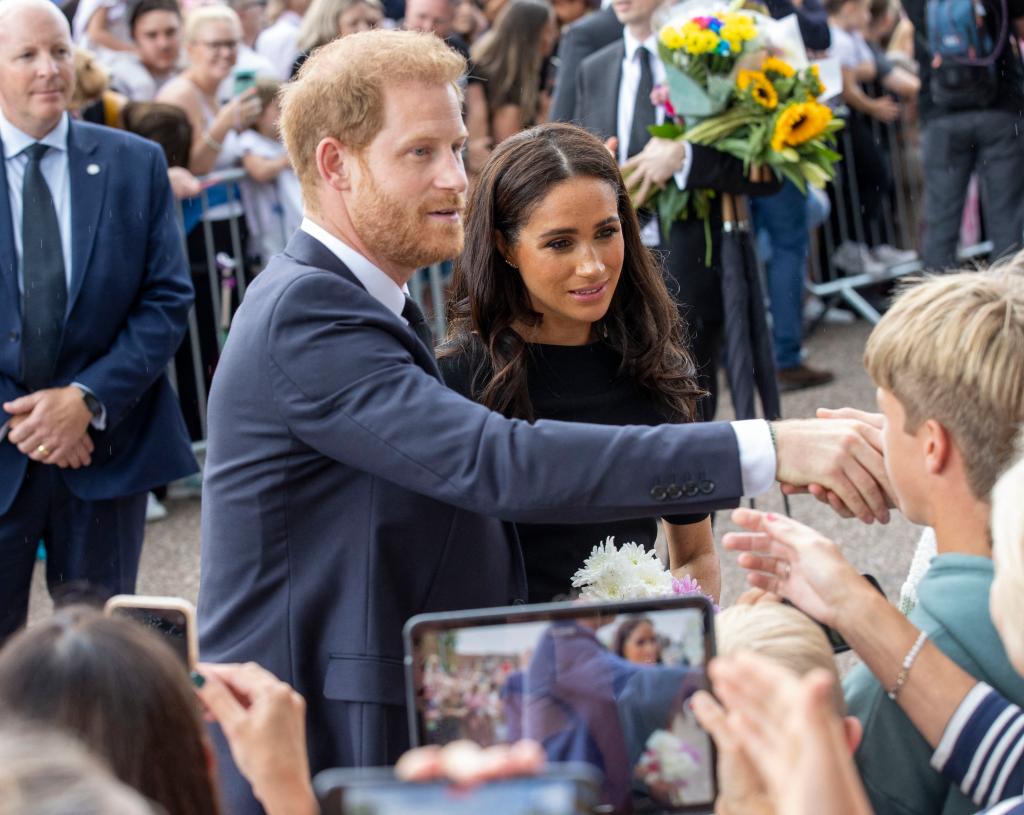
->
[617,29,693,246]
[298,219,775,495]
[1,111,105,425]
[256,11,303,81]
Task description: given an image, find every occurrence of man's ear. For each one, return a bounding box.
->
[316,136,353,193]
[842,715,863,754]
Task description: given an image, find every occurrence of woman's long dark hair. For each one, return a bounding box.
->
[442,122,702,422]
[0,607,220,815]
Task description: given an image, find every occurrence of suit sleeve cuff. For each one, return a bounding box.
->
[731,419,775,497]
[74,382,108,431]
[672,141,693,190]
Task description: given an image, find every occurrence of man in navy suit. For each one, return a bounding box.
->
[0,0,196,639]
[199,28,892,814]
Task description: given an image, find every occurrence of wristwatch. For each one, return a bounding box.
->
[81,389,103,419]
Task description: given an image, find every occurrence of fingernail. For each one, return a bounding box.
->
[190,670,206,688]
[765,513,778,521]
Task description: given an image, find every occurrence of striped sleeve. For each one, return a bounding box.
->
[931,683,1024,809]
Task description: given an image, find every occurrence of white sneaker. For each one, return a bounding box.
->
[871,244,918,267]
[146,492,168,523]
[832,241,886,277]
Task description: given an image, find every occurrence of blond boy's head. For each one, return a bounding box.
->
[716,601,847,715]
[864,263,1024,515]
[991,433,1024,674]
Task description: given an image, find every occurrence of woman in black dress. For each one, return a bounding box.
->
[438,123,719,604]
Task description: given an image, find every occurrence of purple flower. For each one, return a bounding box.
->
[672,575,702,595]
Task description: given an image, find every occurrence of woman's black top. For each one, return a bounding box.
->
[438,339,707,604]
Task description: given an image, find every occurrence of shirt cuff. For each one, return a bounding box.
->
[672,141,693,190]
[931,682,992,772]
[73,382,107,431]
[731,419,775,497]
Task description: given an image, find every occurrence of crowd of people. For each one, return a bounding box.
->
[1,0,1024,811]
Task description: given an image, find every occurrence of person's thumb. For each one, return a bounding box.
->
[196,672,247,736]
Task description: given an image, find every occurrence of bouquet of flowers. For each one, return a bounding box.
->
[626,1,843,231]
[635,729,704,806]
[570,536,717,607]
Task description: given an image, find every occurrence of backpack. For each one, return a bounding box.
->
[926,0,1007,109]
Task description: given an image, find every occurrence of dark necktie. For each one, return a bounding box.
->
[627,46,657,158]
[20,143,66,392]
[402,295,434,352]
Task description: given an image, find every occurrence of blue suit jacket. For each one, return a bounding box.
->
[198,230,744,812]
[0,120,197,513]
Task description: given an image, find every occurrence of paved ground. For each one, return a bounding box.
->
[27,317,923,624]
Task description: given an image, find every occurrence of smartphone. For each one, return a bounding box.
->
[784,574,885,654]
[233,69,257,97]
[314,763,605,815]
[105,595,198,670]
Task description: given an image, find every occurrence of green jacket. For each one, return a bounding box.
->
[844,554,1024,815]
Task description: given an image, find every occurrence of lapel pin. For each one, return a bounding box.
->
[86,163,100,175]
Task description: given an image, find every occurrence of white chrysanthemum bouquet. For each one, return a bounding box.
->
[570,536,716,607]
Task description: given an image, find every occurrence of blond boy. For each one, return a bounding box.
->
[844,267,1024,815]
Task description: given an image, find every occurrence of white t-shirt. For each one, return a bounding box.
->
[236,130,302,261]
[828,25,874,70]
[73,0,131,49]
[255,11,302,81]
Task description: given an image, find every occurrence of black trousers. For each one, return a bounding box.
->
[0,462,146,640]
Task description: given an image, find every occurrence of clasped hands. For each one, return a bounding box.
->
[2,386,95,468]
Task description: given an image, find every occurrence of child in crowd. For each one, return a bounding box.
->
[699,596,863,815]
[836,268,1024,815]
[236,78,302,264]
[73,0,137,57]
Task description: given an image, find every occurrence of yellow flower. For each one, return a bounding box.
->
[762,56,795,78]
[660,25,686,50]
[737,69,778,109]
[684,29,720,54]
[771,101,833,152]
[806,64,826,96]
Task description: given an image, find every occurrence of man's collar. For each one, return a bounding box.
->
[0,111,69,159]
[623,27,658,60]
[299,217,408,319]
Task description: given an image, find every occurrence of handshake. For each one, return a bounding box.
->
[770,407,894,525]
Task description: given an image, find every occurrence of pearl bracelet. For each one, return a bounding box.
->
[887,630,928,701]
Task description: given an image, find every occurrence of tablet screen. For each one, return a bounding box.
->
[406,600,715,813]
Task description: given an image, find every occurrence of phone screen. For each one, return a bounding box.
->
[111,606,191,668]
[330,776,589,815]
[233,70,257,97]
[411,603,715,812]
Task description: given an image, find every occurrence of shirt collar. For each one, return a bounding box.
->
[0,111,69,161]
[623,28,658,62]
[300,217,408,319]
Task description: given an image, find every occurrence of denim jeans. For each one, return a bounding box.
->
[751,179,808,370]
[921,109,1024,270]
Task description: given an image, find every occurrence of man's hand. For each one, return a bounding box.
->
[4,387,94,467]
[621,137,686,207]
[870,96,900,123]
[773,417,895,524]
[396,740,545,786]
[196,662,317,815]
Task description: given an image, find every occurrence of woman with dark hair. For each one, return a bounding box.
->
[439,123,720,604]
[464,0,557,177]
[614,616,661,664]
[0,607,317,815]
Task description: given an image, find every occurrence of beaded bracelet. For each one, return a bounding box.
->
[887,630,928,701]
[203,131,223,153]
[768,421,778,455]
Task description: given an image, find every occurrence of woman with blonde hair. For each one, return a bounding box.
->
[291,0,383,76]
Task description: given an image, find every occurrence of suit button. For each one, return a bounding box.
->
[650,485,668,501]
[699,480,715,494]
[666,484,682,499]
[683,480,699,497]
[8,331,17,342]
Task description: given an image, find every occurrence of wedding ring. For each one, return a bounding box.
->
[36,444,50,457]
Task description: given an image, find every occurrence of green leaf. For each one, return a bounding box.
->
[648,122,685,139]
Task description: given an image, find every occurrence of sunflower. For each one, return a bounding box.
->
[807,64,826,96]
[737,69,778,109]
[771,101,833,152]
[761,56,795,78]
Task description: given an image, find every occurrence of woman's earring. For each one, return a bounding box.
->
[505,257,519,269]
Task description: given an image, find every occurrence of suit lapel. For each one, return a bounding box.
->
[66,121,108,315]
[0,142,18,315]
[601,43,625,144]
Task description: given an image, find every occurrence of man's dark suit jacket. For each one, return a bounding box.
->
[199,229,747,813]
[0,120,196,513]
[572,41,782,412]
[549,7,624,123]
